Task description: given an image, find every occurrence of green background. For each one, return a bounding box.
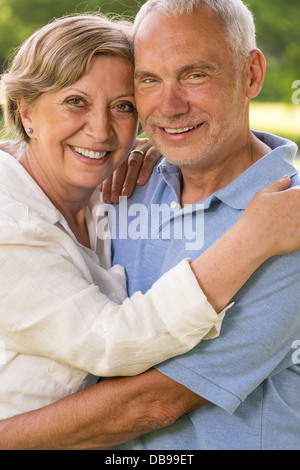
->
[0,0,299,156]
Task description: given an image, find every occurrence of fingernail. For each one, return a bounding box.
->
[121,187,129,197]
[111,193,120,204]
[137,177,145,185]
[101,195,110,204]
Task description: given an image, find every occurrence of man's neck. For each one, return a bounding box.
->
[180,133,272,206]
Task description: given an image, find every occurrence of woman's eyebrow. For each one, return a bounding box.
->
[58,87,91,98]
[58,88,135,102]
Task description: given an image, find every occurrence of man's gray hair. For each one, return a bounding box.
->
[134,0,257,60]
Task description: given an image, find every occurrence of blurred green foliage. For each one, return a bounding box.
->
[0,0,299,104]
[0,0,143,70]
[248,0,300,102]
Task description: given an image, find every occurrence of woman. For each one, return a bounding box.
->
[0,13,299,436]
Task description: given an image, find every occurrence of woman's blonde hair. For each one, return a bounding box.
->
[0,13,134,141]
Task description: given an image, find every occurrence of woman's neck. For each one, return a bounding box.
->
[18,146,93,249]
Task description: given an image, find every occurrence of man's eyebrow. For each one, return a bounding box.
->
[134,62,218,80]
[134,70,160,80]
[177,62,219,75]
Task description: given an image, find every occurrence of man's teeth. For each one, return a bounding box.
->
[74,146,107,159]
[164,125,198,135]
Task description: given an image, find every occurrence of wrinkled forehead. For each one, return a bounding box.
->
[134,9,233,71]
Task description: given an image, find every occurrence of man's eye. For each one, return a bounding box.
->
[143,78,158,83]
[188,73,206,79]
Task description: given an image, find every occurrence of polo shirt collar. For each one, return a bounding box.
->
[156,131,298,210]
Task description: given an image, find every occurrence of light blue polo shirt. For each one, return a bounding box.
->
[110,131,300,450]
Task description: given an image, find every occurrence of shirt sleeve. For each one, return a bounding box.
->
[156,250,300,413]
[0,221,226,377]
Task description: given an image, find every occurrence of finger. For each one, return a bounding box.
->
[101,174,113,204]
[102,161,128,204]
[121,152,144,198]
[137,147,162,185]
[110,160,129,203]
[263,175,291,193]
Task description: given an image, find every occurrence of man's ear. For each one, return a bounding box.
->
[245,49,266,100]
[17,98,33,130]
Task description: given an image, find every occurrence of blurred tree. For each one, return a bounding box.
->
[247,0,300,102]
[0,0,145,70]
[0,0,299,102]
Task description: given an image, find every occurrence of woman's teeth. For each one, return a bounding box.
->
[74,146,108,159]
[164,125,198,135]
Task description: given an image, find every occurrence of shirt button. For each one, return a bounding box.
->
[170,201,178,210]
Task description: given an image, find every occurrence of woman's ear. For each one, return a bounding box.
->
[245,49,266,100]
[17,98,33,132]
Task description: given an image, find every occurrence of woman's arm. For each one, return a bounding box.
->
[191,176,300,312]
[1,177,300,450]
[3,177,298,378]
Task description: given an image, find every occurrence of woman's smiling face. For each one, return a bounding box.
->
[21,55,138,195]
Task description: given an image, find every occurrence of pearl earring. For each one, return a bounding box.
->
[27,128,33,134]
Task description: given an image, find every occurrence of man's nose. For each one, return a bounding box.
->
[158,84,190,117]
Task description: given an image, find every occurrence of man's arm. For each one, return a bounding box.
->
[0,369,205,450]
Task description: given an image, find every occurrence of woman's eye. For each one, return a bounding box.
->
[65,97,84,107]
[115,102,136,113]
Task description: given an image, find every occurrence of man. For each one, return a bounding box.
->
[110,0,300,450]
[1,0,300,450]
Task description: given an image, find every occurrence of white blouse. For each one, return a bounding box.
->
[0,150,225,418]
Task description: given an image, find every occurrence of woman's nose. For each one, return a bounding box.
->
[83,109,114,142]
